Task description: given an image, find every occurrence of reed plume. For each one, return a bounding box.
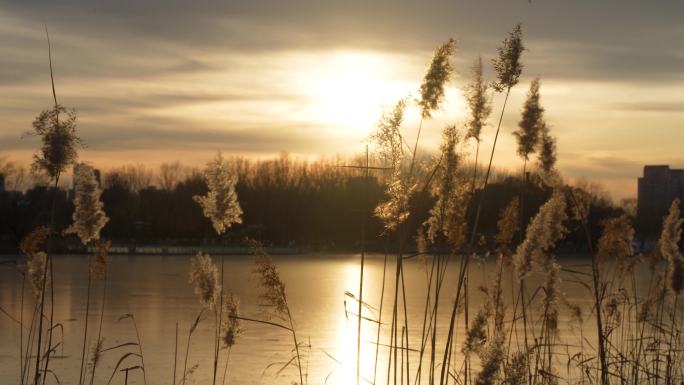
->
[26,252,48,297]
[27,105,82,179]
[19,227,50,296]
[250,244,288,320]
[537,124,557,174]
[463,307,490,355]
[249,239,304,385]
[19,226,50,256]
[189,252,221,308]
[596,214,635,270]
[660,199,683,295]
[492,24,524,93]
[25,28,81,385]
[91,239,109,280]
[513,191,567,280]
[418,38,457,119]
[505,351,529,385]
[425,124,469,247]
[220,293,241,385]
[474,336,505,385]
[469,23,524,247]
[371,99,407,168]
[464,56,492,142]
[194,152,243,235]
[372,99,413,231]
[221,293,242,348]
[541,261,561,334]
[513,78,544,161]
[495,197,519,256]
[65,163,108,245]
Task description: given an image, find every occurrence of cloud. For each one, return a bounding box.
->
[2,0,683,81]
[608,102,684,112]
[2,0,684,200]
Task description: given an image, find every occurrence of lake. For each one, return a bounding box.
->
[0,253,646,385]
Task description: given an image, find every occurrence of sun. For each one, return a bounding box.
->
[292,50,416,139]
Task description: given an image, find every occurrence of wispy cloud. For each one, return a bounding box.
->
[1,1,684,199]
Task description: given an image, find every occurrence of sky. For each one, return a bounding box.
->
[0,0,683,199]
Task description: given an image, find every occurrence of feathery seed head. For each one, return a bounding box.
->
[463,307,490,355]
[541,261,561,335]
[464,57,492,142]
[27,251,47,297]
[375,171,416,232]
[425,125,469,246]
[222,292,242,348]
[513,191,567,280]
[371,98,408,168]
[474,336,505,385]
[660,199,684,295]
[20,227,50,296]
[563,299,583,324]
[596,214,635,270]
[495,197,520,257]
[372,99,414,231]
[513,78,544,161]
[20,226,49,256]
[90,239,110,280]
[65,163,109,245]
[419,38,457,119]
[189,251,221,307]
[194,152,243,235]
[504,351,529,385]
[28,105,82,179]
[537,124,557,174]
[249,239,288,320]
[492,24,524,92]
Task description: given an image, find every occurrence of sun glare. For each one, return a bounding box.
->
[293,51,416,140]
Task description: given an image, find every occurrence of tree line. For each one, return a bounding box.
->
[0,154,626,253]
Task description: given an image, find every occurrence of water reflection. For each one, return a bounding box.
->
[0,253,637,385]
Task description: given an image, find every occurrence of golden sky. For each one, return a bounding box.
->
[1,1,683,199]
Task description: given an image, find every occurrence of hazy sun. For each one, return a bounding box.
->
[292,51,416,139]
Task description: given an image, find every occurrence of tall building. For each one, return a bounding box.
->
[637,165,684,236]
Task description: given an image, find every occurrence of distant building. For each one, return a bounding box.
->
[637,165,684,236]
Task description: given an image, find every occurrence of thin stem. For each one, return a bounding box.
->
[439,254,470,385]
[89,267,108,385]
[214,255,225,385]
[130,315,148,385]
[213,308,219,385]
[182,310,204,385]
[469,87,511,246]
[34,174,59,385]
[286,308,305,385]
[568,189,609,385]
[357,145,369,385]
[78,254,93,385]
[373,250,388,385]
[520,158,527,244]
[35,26,60,385]
[173,322,178,385]
[221,346,232,385]
[20,273,25,385]
[415,257,436,385]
